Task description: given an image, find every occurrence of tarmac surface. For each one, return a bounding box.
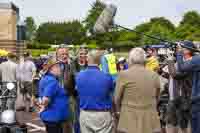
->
[17,111,45,133]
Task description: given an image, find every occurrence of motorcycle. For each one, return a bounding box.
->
[0,82,27,133]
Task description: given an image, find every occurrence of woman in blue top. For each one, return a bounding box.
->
[37,57,69,133]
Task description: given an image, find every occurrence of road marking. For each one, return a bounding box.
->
[29,129,42,132]
[32,118,41,121]
[26,122,45,131]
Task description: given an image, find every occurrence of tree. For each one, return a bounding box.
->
[25,17,37,41]
[35,21,86,45]
[133,17,175,45]
[142,24,173,45]
[180,11,200,27]
[175,11,200,41]
[83,0,106,33]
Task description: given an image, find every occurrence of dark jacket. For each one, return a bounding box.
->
[168,59,192,99]
[176,54,200,100]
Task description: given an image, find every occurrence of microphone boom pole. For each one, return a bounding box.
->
[93,3,200,52]
[116,25,200,52]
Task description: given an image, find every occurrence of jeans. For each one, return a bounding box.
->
[74,98,80,133]
[192,111,200,133]
[44,121,63,133]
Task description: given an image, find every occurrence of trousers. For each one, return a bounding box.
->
[79,110,113,133]
[44,121,63,133]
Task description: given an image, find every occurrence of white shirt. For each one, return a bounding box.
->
[0,60,17,82]
[17,60,36,82]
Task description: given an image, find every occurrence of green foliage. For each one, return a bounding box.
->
[35,20,86,44]
[25,17,37,41]
[29,49,49,57]
[142,24,174,45]
[27,43,51,49]
[180,11,200,27]
[31,9,200,49]
[133,17,175,45]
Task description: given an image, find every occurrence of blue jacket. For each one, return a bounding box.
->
[39,72,69,122]
[76,66,114,110]
[177,54,200,99]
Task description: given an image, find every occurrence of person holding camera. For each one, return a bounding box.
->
[165,42,192,133]
[175,40,199,133]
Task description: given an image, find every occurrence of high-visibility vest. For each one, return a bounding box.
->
[105,54,117,75]
[145,56,159,72]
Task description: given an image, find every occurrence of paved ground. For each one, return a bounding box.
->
[17,111,45,133]
[15,88,45,133]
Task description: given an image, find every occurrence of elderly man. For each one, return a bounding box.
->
[56,46,77,133]
[76,50,114,133]
[114,48,160,133]
[74,47,88,74]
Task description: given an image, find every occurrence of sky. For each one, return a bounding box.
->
[3,0,200,28]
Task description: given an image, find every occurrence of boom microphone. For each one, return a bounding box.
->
[93,3,200,52]
[93,4,117,33]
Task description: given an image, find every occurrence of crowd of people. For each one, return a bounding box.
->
[0,40,198,133]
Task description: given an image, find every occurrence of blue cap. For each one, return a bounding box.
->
[181,40,195,49]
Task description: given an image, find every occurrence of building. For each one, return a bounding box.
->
[0,2,19,40]
[0,2,25,56]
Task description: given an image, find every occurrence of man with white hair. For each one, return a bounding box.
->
[114,48,160,133]
[76,49,114,133]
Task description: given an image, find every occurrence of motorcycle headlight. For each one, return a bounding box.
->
[6,83,15,90]
[0,110,16,124]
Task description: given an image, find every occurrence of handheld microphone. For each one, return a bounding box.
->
[93,4,117,33]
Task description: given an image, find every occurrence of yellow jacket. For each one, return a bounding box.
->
[145,56,159,72]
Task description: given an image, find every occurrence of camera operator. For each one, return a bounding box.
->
[167,42,192,133]
[176,40,200,133]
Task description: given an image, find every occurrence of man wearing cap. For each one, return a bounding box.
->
[38,57,69,133]
[117,57,128,72]
[176,40,199,133]
[165,43,192,133]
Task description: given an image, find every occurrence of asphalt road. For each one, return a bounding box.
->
[15,88,45,133]
[16,111,45,133]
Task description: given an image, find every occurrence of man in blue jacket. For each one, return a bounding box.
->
[76,50,114,133]
[38,57,70,133]
[176,40,200,133]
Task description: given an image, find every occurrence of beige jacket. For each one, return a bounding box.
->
[114,65,160,133]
